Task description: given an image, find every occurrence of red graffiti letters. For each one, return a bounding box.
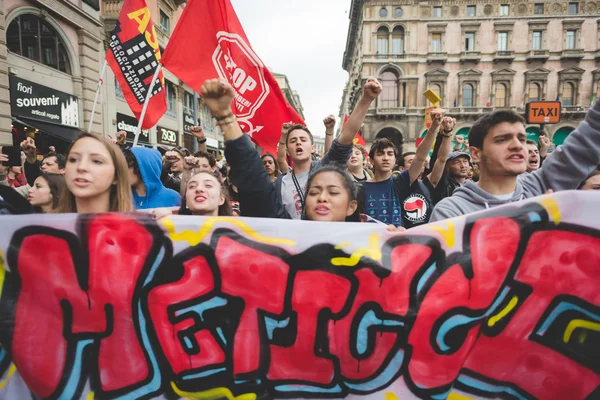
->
[1,203,599,400]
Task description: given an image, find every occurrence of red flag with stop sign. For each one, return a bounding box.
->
[161,0,304,153]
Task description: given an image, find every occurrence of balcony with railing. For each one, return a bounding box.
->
[561,49,584,61]
[103,0,122,18]
[493,50,515,63]
[427,52,448,64]
[460,51,481,63]
[527,49,550,62]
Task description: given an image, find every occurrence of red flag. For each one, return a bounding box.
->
[106,0,166,129]
[161,0,304,154]
[343,115,366,146]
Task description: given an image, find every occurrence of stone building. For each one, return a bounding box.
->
[1,0,104,151]
[340,0,600,151]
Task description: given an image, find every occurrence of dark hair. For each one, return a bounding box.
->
[178,171,232,216]
[303,164,360,222]
[578,168,600,189]
[43,152,66,169]
[468,110,526,150]
[194,151,216,168]
[398,151,416,168]
[123,149,140,179]
[41,173,66,210]
[526,139,538,147]
[368,138,398,160]
[286,124,314,145]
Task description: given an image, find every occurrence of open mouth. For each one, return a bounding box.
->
[295,148,304,156]
[508,154,525,162]
[73,178,91,187]
[194,195,207,203]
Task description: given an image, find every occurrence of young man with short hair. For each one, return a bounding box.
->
[265,78,382,219]
[431,107,600,221]
[360,110,455,227]
[161,146,190,193]
[397,152,416,171]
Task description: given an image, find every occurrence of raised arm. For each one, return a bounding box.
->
[323,115,336,153]
[277,122,291,174]
[408,108,444,184]
[526,99,600,191]
[190,126,208,153]
[427,116,456,188]
[338,78,382,145]
[201,78,284,218]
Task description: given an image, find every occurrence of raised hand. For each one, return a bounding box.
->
[200,78,235,118]
[116,130,127,145]
[48,146,56,153]
[190,126,205,140]
[455,135,465,145]
[539,135,551,156]
[183,156,197,170]
[429,108,446,129]
[20,137,36,158]
[441,116,456,132]
[362,78,383,101]
[323,115,336,130]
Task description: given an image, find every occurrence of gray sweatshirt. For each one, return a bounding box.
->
[431,99,600,221]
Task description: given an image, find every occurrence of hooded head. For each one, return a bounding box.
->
[127,147,165,198]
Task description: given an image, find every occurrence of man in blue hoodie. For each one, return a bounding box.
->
[125,148,181,210]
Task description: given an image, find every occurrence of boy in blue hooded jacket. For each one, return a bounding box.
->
[125,148,181,209]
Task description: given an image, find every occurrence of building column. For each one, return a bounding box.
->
[78,28,103,134]
[0,0,12,145]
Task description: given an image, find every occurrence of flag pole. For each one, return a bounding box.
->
[133,63,162,147]
[87,59,108,133]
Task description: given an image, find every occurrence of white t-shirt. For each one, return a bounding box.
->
[281,169,310,219]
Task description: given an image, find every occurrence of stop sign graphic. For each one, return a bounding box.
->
[212,32,270,124]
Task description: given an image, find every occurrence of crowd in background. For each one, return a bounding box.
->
[1,77,599,228]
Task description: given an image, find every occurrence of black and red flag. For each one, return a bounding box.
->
[106,0,166,129]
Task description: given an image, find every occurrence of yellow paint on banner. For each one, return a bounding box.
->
[563,319,600,344]
[384,392,399,400]
[448,392,476,400]
[334,242,351,250]
[539,196,561,224]
[0,364,16,389]
[86,392,95,400]
[0,250,5,300]
[162,217,295,247]
[332,233,381,267]
[488,296,519,327]
[424,220,456,248]
[171,382,256,400]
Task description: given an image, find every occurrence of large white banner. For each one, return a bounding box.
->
[0,191,598,399]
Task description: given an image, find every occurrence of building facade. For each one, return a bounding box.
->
[340,0,600,151]
[273,71,305,120]
[1,0,104,152]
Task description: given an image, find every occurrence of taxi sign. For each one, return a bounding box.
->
[526,101,561,124]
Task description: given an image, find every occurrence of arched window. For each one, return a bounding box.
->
[379,8,388,18]
[528,82,541,102]
[495,83,507,108]
[377,27,389,55]
[391,26,405,55]
[562,82,575,106]
[381,70,399,108]
[462,83,474,107]
[7,14,71,74]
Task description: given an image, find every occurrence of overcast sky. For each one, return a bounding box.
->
[230,0,351,137]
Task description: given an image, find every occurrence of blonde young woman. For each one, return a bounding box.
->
[55,132,133,213]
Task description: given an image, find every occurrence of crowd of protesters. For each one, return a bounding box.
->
[1,77,600,226]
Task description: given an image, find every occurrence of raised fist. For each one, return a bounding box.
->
[429,108,446,127]
[201,78,235,118]
[164,150,179,162]
[190,126,205,139]
[539,135,551,151]
[323,115,336,129]
[116,130,127,145]
[48,146,56,153]
[441,116,456,132]
[455,135,465,144]
[183,156,197,170]
[362,78,382,101]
